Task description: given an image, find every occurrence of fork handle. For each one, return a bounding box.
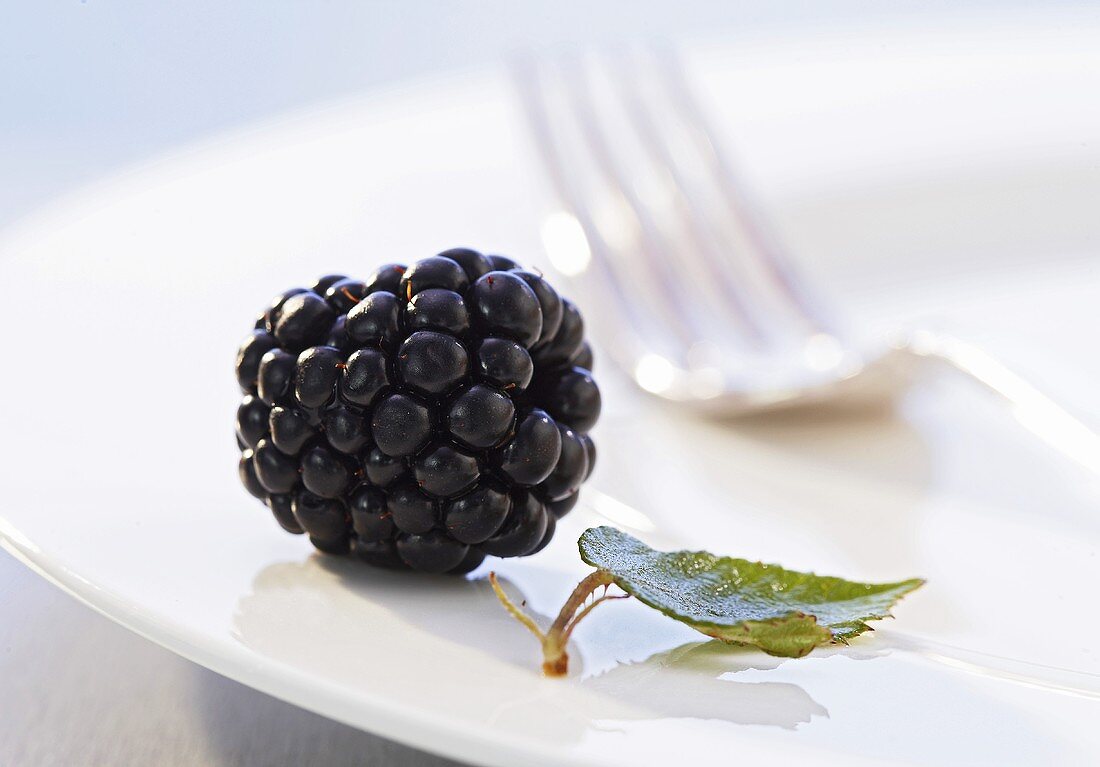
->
[902,330,1100,475]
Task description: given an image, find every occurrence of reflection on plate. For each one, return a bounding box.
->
[2,14,1100,767]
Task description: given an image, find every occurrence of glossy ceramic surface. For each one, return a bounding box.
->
[2,17,1099,766]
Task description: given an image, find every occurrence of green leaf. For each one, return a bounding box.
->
[578,526,924,658]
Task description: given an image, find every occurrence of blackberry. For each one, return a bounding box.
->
[346,291,401,349]
[388,482,436,534]
[236,395,270,449]
[539,425,588,502]
[405,289,470,335]
[269,406,315,454]
[253,438,299,494]
[396,331,469,396]
[324,278,369,313]
[323,406,371,454]
[485,254,519,271]
[446,384,515,448]
[495,408,562,486]
[341,348,390,406]
[413,443,480,497]
[474,338,533,391]
[443,481,512,544]
[312,274,350,294]
[273,292,335,350]
[479,491,549,558]
[234,248,601,574]
[364,264,405,295]
[295,346,343,408]
[349,485,392,540]
[257,349,296,406]
[469,271,543,347]
[371,392,432,457]
[437,247,494,281]
[300,444,354,498]
[400,256,469,297]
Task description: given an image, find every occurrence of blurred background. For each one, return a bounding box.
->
[2,2,1097,765]
[2,0,1081,230]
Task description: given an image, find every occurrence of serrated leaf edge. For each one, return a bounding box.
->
[579,526,925,653]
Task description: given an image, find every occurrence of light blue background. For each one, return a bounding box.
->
[1,0,1062,229]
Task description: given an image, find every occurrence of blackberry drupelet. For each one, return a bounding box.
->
[234,249,601,574]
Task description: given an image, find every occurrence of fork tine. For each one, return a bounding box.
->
[605,52,771,346]
[650,46,838,337]
[510,56,680,367]
[559,56,721,355]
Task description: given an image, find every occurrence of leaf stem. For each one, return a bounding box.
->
[489,569,621,677]
[488,572,545,641]
[560,589,629,644]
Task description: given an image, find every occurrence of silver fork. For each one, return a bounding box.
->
[514,49,1100,475]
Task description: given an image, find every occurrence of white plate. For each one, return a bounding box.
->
[3,15,1100,766]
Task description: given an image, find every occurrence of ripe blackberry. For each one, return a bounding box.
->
[234,249,601,574]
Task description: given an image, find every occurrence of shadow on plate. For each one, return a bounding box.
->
[233,555,830,732]
[230,552,1086,763]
